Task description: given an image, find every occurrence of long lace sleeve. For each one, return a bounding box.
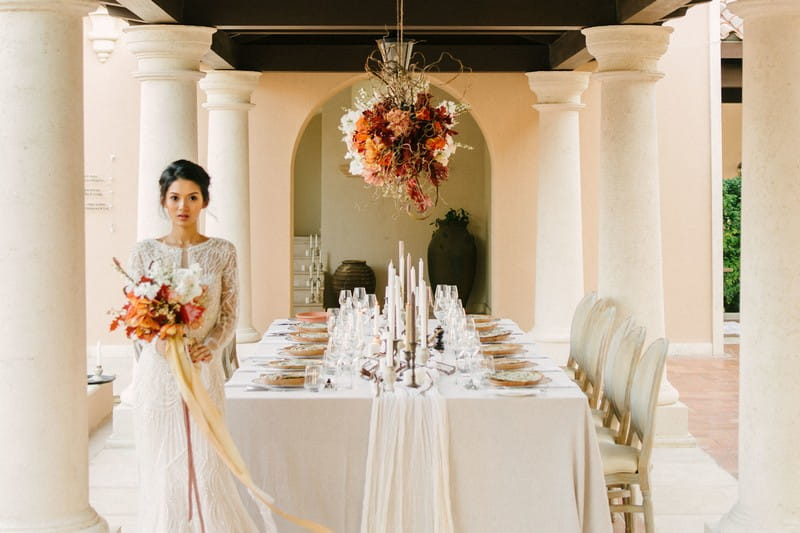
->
[203,242,239,354]
[128,242,147,279]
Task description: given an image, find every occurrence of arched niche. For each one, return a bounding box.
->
[293,81,492,312]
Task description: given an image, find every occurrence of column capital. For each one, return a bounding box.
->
[124,24,214,78]
[526,71,590,110]
[582,25,672,74]
[732,0,800,19]
[200,70,262,111]
[0,0,96,15]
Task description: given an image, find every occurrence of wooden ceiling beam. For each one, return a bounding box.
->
[176,0,616,29]
[238,43,551,72]
[549,31,592,70]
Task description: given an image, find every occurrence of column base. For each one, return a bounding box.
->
[0,508,109,533]
[654,400,695,447]
[707,502,800,533]
[236,326,261,344]
[106,403,135,448]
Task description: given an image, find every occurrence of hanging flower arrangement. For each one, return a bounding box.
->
[340,86,468,216]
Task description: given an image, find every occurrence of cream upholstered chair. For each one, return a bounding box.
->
[564,291,599,379]
[600,338,668,533]
[576,302,616,408]
[594,320,646,445]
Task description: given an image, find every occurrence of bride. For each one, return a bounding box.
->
[128,160,275,532]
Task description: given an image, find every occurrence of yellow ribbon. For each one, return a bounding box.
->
[164,336,332,533]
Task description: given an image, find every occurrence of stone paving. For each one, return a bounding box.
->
[89,347,741,533]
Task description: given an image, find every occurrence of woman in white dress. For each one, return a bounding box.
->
[129,160,274,533]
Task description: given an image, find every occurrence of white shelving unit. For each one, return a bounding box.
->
[292,235,325,316]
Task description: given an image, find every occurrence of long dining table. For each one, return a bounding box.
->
[225,319,612,533]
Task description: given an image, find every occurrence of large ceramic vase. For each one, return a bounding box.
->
[427,221,477,306]
[332,260,376,298]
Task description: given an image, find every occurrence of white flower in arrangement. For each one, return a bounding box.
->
[132,281,160,300]
[172,263,203,304]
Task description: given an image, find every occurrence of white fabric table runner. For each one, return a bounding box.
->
[225,320,612,533]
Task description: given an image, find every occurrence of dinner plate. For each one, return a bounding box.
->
[263,359,321,370]
[295,322,328,333]
[488,370,545,387]
[481,343,525,356]
[295,311,328,323]
[289,331,330,343]
[280,343,326,357]
[474,320,500,332]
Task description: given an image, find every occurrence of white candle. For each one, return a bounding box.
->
[387,267,395,340]
[395,276,402,335]
[409,266,416,306]
[95,340,102,368]
[373,301,380,336]
[418,258,424,289]
[398,254,405,299]
[398,240,404,266]
[419,280,427,342]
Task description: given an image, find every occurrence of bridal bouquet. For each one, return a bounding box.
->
[109,257,206,342]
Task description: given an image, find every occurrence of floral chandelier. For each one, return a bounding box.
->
[339,0,469,218]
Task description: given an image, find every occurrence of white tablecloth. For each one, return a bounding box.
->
[225,320,612,533]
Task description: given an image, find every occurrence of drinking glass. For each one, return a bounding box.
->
[304,363,322,392]
[336,356,354,390]
[470,354,494,390]
[353,287,367,309]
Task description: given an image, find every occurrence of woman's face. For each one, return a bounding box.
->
[163,178,205,228]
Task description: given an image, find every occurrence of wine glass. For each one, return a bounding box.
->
[338,289,353,308]
[470,354,494,390]
[353,287,367,308]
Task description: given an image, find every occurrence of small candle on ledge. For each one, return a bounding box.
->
[95,340,102,368]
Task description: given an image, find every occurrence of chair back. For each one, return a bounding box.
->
[603,321,646,440]
[568,292,598,365]
[630,338,668,469]
[581,303,616,402]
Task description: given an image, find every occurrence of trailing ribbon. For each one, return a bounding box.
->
[164,336,332,533]
[182,400,206,533]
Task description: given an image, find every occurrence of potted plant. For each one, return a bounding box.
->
[427,208,477,306]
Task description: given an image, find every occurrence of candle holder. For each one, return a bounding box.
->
[403,340,419,388]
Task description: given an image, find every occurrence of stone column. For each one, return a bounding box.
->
[124,25,215,240]
[583,25,691,445]
[200,70,262,343]
[711,2,800,531]
[0,1,108,531]
[525,71,590,363]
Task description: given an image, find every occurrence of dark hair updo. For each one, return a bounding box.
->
[159,159,211,206]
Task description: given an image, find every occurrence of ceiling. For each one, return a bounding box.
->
[106,0,709,72]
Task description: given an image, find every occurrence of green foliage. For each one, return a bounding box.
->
[432,208,470,229]
[722,175,741,311]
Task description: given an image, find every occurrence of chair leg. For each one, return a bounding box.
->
[642,487,654,533]
[623,486,633,533]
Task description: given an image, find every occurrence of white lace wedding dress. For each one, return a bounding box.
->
[129,238,275,533]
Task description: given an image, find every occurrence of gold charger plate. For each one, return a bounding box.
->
[280,343,326,357]
[493,358,537,371]
[488,370,545,388]
[479,328,512,343]
[475,320,500,332]
[263,359,321,370]
[253,373,305,388]
[481,343,525,356]
[468,313,497,324]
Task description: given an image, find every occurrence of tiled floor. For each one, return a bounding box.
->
[667,344,739,477]
[89,347,742,532]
